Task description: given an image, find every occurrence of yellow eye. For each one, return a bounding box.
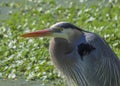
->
[60,28,63,32]
[53,27,64,33]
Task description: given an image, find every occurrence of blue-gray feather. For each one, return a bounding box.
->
[49,22,120,86]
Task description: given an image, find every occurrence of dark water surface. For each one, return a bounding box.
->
[0,79,51,86]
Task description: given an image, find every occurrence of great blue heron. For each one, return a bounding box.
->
[22,22,120,86]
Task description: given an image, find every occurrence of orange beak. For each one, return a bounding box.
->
[21,29,53,37]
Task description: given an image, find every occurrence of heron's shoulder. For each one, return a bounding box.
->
[83,31,108,49]
[76,32,101,59]
[84,32,102,43]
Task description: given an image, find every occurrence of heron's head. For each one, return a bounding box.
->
[21,22,83,40]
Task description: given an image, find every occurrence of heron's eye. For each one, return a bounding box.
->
[60,28,63,32]
[53,28,63,33]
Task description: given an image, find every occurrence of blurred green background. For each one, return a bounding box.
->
[0,0,120,86]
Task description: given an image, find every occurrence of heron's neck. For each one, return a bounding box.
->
[49,31,82,67]
[49,31,82,56]
[49,38,73,55]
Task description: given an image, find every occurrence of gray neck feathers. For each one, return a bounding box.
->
[49,34,120,86]
[49,38,74,66]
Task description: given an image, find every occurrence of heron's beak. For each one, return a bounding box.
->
[21,29,53,37]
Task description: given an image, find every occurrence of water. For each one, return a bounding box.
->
[55,0,111,8]
[0,79,50,86]
[0,0,118,20]
[0,0,29,20]
[0,6,10,20]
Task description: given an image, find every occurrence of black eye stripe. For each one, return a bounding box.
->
[53,28,63,32]
[54,22,82,31]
